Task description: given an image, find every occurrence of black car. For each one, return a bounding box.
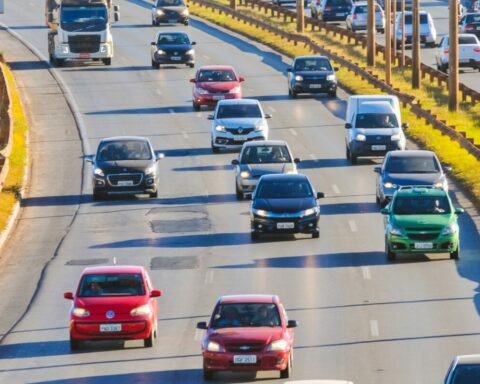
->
[151,32,195,69]
[310,0,353,21]
[87,136,164,200]
[250,174,324,240]
[374,150,449,207]
[287,56,338,98]
[459,13,480,38]
[151,0,189,26]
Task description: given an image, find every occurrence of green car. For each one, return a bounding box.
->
[381,186,464,260]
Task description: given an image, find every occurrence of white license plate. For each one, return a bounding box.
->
[309,84,323,88]
[117,180,134,186]
[371,145,386,151]
[277,222,295,229]
[170,56,181,60]
[414,242,433,249]
[79,53,90,59]
[233,355,257,364]
[212,95,225,100]
[459,58,470,63]
[336,12,345,16]
[100,323,122,332]
[234,135,248,141]
[168,19,177,23]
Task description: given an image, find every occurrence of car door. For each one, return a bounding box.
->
[436,36,446,64]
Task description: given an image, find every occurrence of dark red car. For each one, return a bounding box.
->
[64,265,162,350]
[196,294,297,380]
[190,65,244,111]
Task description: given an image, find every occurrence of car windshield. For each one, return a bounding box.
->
[156,0,185,6]
[241,145,292,164]
[392,195,451,215]
[404,14,428,24]
[198,69,236,82]
[211,303,281,328]
[355,113,399,128]
[256,179,313,198]
[294,58,332,71]
[60,6,107,32]
[466,14,480,23]
[157,33,190,45]
[216,104,261,119]
[78,273,145,297]
[459,35,479,44]
[385,156,440,173]
[450,364,480,383]
[97,140,152,161]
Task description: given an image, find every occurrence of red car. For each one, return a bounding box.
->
[196,294,297,380]
[64,265,162,350]
[190,65,245,111]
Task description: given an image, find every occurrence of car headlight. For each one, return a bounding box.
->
[434,179,448,190]
[61,44,69,54]
[326,74,336,81]
[206,341,225,352]
[286,169,297,174]
[100,44,108,54]
[195,87,209,94]
[267,339,289,352]
[156,9,164,15]
[130,304,152,316]
[145,165,157,176]
[355,134,366,141]
[229,86,241,94]
[300,206,319,217]
[94,168,105,177]
[391,133,402,141]
[383,181,397,189]
[186,49,194,55]
[253,209,269,217]
[215,125,226,132]
[240,171,251,178]
[441,223,458,235]
[72,307,90,317]
[181,8,189,15]
[255,122,267,131]
[389,224,405,237]
[294,75,303,81]
[156,49,166,56]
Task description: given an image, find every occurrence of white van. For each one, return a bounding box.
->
[345,95,407,164]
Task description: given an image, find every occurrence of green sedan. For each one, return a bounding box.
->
[381,186,464,260]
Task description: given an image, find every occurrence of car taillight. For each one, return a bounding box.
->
[474,47,480,52]
[316,0,320,4]
[465,25,474,30]
[444,49,449,54]
[324,6,331,10]
[353,13,357,19]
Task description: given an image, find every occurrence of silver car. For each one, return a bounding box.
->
[209,99,271,153]
[231,140,300,199]
[346,2,385,33]
[395,11,437,47]
[444,354,480,383]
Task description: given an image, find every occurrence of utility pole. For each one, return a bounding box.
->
[367,0,376,66]
[411,0,421,88]
[297,0,304,33]
[230,0,237,10]
[448,0,459,111]
[385,0,392,83]
[391,0,397,63]
[401,0,405,67]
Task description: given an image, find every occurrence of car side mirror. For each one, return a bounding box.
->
[114,12,120,22]
[455,207,465,215]
[150,289,162,297]
[287,320,298,328]
[64,292,74,300]
[265,113,272,119]
[345,123,352,129]
[231,159,240,165]
[189,78,196,83]
[443,166,452,172]
[207,114,214,120]
[191,41,196,45]
[156,153,165,161]
[316,192,325,199]
[196,321,208,330]
[402,122,409,129]
[151,41,156,46]
[380,207,390,215]
[85,157,93,163]
[373,166,381,173]
[239,76,245,82]
[334,67,340,71]
[286,67,292,72]
[294,158,301,164]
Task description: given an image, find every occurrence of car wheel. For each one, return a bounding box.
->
[184,20,189,26]
[312,230,320,239]
[203,366,214,380]
[280,353,292,378]
[350,153,358,164]
[375,193,380,205]
[251,231,260,241]
[328,90,337,98]
[144,330,155,348]
[346,145,351,160]
[211,142,220,153]
[386,240,396,261]
[102,58,111,66]
[150,190,158,198]
[188,63,195,68]
[93,191,104,201]
[193,101,200,111]
[70,335,80,351]
[236,186,243,200]
[55,58,65,67]
[152,60,160,69]
[450,243,459,260]
[152,19,156,26]
[291,90,298,98]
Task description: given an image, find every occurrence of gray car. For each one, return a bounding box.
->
[231,140,300,199]
[444,354,480,383]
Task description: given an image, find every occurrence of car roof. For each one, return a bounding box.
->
[387,150,436,158]
[455,354,480,365]
[394,186,448,197]
[242,140,288,147]
[294,55,331,61]
[217,98,259,105]
[358,101,395,113]
[81,265,146,275]
[259,173,309,182]
[218,294,279,304]
[99,136,150,143]
[198,65,236,71]
[402,10,429,14]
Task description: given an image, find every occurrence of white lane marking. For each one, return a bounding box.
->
[202,54,210,59]
[370,320,379,337]
[204,270,214,284]
[168,108,175,114]
[289,128,298,137]
[196,113,202,118]
[332,184,340,194]
[205,189,210,198]
[268,106,276,112]
[348,220,357,232]
[362,266,371,280]
[309,154,318,162]
[194,328,204,341]
[182,131,189,139]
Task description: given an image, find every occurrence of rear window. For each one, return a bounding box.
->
[404,14,428,24]
[326,0,352,5]
[355,5,382,13]
[466,14,480,23]
[78,274,146,297]
[459,35,478,45]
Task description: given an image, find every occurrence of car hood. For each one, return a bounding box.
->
[254,197,316,213]
[208,327,284,345]
[242,163,293,177]
[196,81,239,92]
[385,172,442,186]
[354,128,400,135]
[157,6,186,12]
[216,118,262,128]
[74,296,148,316]
[157,43,192,50]
[392,214,453,228]
[96,159,153,172]
[295,70,334,77]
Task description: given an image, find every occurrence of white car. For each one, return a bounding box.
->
[444,354,480,383]
[435,33,480,72]
[395,11,437,47]
[346,2,385,33]
[208,99,271,153]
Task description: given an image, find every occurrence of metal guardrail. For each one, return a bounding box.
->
[190,0,480,159]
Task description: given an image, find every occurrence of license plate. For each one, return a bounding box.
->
[336,12,345,16]
[414,242,433,249]
[234,135,248,141]
[117,180,134,186]
[100,323,122,332]
[459,58,470,63]
[371,145,386,151]
[233,355,257,364]
[277,222,295,229]
[212,95,225,100]
[168,19,177,23]
[170,56,181,60]
[79,53,90,59]
[309,84,323,88]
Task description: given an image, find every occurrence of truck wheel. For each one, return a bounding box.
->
[102,58,111,66]
[328,89,337,98]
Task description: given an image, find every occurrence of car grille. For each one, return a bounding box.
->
[163,9,181,17]
[225,343,264,352]
[303,76,327,83]
[365,135,392,144]
[107,173,143,187]
[406,227,441,231]
[163,49,188,55]
[407,233,440,241]
[226,127,255,134]
[68,35,101,53]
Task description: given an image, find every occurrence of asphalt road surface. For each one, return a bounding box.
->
[0,0,480,383]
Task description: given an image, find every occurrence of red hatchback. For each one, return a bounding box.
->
[197,294,297,380]
[64,265,162,350]
[190,65,245,110]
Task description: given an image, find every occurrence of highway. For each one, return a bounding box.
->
[0,0,479,383]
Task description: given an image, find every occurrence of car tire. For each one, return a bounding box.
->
[251,231,260,241]
[144,330,155,348]
[70,335,80,351]
[55,58,65,67]
[328,90,337,98]
[184,21,189,26]
[386,240,396,261]
[450,243,459,260]
[346,145,351,160]
[291,90,298,98]
[211,142,220,153]
[152,19,156,26]
[350,153,357,164]
[236,186,243,200]
[312,230,320,238]
[193,101,200,111]
[375,193,380,205]
[203,367,214,380]
[188,63,195,68]
[152,60,160,69]
[150,190,158,198]
[93,191,104,201]
[280,353,292,379]
[102,58,111,66]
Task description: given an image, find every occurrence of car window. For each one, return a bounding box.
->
[293,58,332,71]
[355,113,398,128]
[211,303,281,328]
[355,5,367,13]
[97,140,152,161]
[385,156,440,173]
[216,104,261,118]
[326,0,352,5]
[459,35,479,44]
[157,33,190,45]
[256,180,314,198]
[450,364,480,383]
[197,69,236,82]
[241,145,292,164]
[404,14,428,24]
[78,273,146,297]
[392,196,451,215]
[156,0,185,6]
[466,14,480,23]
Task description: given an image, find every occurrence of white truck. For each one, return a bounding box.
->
[45,0,120,66]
